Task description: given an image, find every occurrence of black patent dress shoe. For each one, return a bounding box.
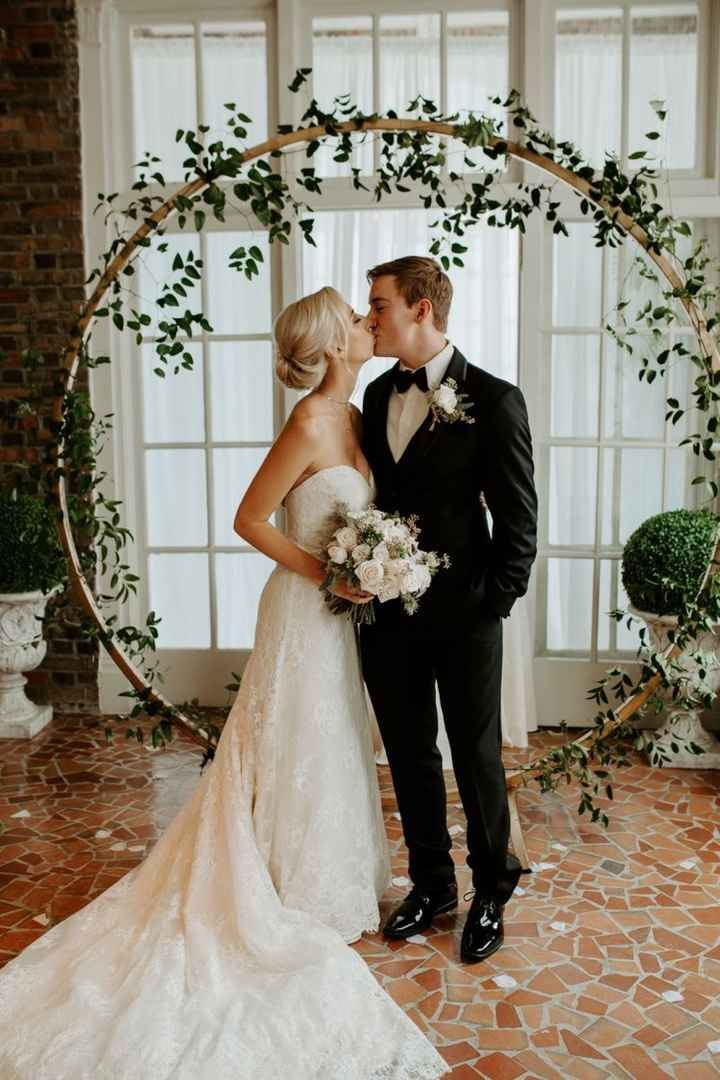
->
[383,883,458,940]
[460,894,503,964]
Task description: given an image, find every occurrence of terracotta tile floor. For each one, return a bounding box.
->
[1,715,719,1078]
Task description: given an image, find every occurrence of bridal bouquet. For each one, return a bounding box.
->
[321,505,450,625]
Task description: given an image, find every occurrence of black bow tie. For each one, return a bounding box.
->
[393,366,429,394]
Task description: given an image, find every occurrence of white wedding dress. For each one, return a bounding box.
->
[0,465,448,1080]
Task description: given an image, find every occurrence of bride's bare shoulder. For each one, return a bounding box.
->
[286,393,335,429]
[277,395,332,448]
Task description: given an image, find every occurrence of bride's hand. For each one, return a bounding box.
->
[330,580,374,605]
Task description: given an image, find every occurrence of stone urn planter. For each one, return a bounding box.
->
[0,590,56,737]
[622,508,720,770]
[0,491,66,738]
[628,606,720,768]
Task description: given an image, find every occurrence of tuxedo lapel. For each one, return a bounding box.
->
[394,347,469,477]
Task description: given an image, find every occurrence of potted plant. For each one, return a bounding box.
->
[621,507,720,768]
[0,490,66,737]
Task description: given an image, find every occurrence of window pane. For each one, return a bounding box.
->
[212,447,271,547]
[601,447,664,546]
[149,553,210,647]
[145,449,207,546]
[201,22,267,145]
[302,208,519,402]
[132,25,196,181]
[136,234,202,334]
[603,337,667,441]
[205,232,271,335]
[209,341,274,442]
[446,11,509,172]
[547,558,593,651]
[215,553,274,648]
[549,447,597,546]
[313,17,373,176]
[553,224,604,327]
[551,335,600,438]
[379,14,441,114]
[142,343,204,443]
[555,9,622,164]
[629,4,698,170]
[598,558,638,651]
[665,445,696,509]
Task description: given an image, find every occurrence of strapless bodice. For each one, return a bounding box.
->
[284,465,372,556]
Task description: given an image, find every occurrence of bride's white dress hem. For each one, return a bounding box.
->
[0,466,448,1080]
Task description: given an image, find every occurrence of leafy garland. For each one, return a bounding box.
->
[5,74,720,820]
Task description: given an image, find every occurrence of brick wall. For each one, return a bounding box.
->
[0,0,99,713]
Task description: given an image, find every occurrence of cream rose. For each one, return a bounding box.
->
[335,525,358,550]
[351,543,371,563]
[356,559,385,593]
[377,579,401,603]
[328,545,348,564]
[372,541,390,564]
[386,557,413,580]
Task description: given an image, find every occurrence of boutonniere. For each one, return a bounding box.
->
[427,378,475,430]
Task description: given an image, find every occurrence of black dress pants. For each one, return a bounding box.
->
[361,613,522,904]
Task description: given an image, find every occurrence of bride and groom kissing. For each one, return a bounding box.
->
[0,255,537,1078]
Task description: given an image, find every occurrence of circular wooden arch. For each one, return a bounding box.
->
[55,118,720,775]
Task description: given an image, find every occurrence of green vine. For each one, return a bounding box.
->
[5,73,720,815]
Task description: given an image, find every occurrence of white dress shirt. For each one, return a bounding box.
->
[386,340,454,461]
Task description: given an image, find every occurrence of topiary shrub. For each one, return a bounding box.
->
[621,508,720,616]
[0,491,67,595]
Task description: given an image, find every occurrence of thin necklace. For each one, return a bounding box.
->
[320,393,352,406]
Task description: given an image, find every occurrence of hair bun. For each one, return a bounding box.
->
[273,286,350,391]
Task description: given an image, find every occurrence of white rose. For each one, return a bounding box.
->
[377,579,401,603]
[384,522,408,544]
[335,525,358,550]
[372,541,390,564]
[351,543,371,563]
[433,384,457,412]
[328,545,348,564]
[414,564,432,591]
[386,558,413,581]
[401,564,431,594]
[356,559,385,593]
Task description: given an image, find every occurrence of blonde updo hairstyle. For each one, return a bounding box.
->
[274,286,351,390]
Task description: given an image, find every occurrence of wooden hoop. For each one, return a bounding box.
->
[54,119,720,769]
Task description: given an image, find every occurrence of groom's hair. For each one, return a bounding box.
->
[366,256,453,332]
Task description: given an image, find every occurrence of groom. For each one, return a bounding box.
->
[360,256,538,964]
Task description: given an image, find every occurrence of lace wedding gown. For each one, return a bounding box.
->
[0,466,448,1080]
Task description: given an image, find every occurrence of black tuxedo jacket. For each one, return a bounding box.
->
[362,347,538,630]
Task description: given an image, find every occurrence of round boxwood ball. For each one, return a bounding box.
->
[621,508,720,616]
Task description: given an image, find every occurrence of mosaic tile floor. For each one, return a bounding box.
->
[1,715,719,1078]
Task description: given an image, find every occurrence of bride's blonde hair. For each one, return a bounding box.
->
[274,286,350,390]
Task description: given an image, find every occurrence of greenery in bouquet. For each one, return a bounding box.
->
[321,505,450,625]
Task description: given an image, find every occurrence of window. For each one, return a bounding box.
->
[129,17,276,652]
[555,2,701,171]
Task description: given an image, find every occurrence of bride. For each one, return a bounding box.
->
[0,287,448,1079]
